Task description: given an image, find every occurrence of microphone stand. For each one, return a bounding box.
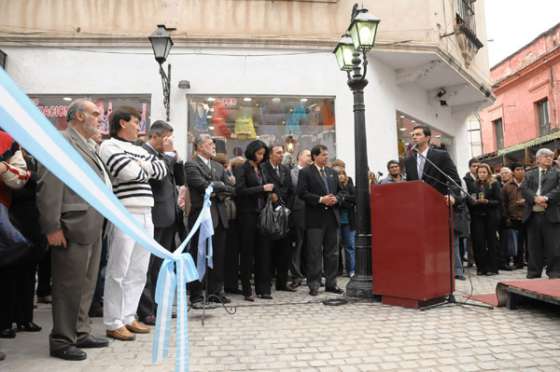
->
[413,148,492,311]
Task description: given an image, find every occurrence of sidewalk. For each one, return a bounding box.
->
[1,268,559,372]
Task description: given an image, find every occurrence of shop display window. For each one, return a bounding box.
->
[188,95,336,163]
[29,95,151,136]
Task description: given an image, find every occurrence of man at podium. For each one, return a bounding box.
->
[404,124,466,280]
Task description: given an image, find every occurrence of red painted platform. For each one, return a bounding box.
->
[495,279,560,309]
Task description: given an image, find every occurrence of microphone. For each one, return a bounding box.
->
[410,143,418,153]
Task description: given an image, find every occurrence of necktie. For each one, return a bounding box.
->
[275,166,280,177]
[417,154,425,179]
[320,168,330,193]
[537,169,545,196]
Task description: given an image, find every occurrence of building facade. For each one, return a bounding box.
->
[0,0,492,177]
[479,22,560,168]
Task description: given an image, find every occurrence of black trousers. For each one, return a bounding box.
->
[137,225,176,318]
[269,237,290,290]
[36,249,52,297]
[289,210,306,281]
[188,214,227,300]
[0,262,36,330]
[526,213,560,278]
[224,219,240,291]
[239,212,271,296]
[306,213,339,290]
[470,214,499,274]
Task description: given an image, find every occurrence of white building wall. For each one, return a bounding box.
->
[4,46,471,178]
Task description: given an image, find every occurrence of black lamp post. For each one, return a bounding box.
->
[149,24,176,121]
[333,4,380,298]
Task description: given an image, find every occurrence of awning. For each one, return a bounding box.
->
[497,130,560,156]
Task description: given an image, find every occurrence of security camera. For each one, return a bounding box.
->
[178,80,191,89]
[436,88,447,98]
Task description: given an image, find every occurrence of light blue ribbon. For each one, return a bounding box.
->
[0,68,207,372]
[152,185,215,368]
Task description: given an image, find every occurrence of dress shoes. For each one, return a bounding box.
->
[0,328,15,339]
[126,320,150,334]
[325,287,344,294]
[243,295,255,302]
[16,322,42,332]
[0,351,5,361]
[106,326,136,341]
[208,294,231,304]
[309,288,319,296]
[142,315,156,326]
[37,295,52,304]
[257,294,273,300]
[486,271,498,276]
[454,275,466,281]
[50,346,87,361]
[289,280,302,290]
[76,335,109,349]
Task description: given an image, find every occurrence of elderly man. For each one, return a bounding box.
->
[99,107,167,341]
[185,135,235,306]
[521,148,560,279]
[37,99,110,360]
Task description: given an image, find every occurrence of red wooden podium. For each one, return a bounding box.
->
[371,181,453,308]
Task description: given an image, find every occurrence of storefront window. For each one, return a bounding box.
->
[187,95,336,163]
[29,95,151,136]
[396,111,454,161]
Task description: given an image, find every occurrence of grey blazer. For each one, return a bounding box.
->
[37,127,105,245]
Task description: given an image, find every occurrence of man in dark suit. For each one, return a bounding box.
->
[137,120,184,324]
[261,145,295,292]
[404,124,466,279]
[521,148,560,279]
[37,99,109,360]
[289,149,311,289]
[297,144,344,296]
[185,135,235,305]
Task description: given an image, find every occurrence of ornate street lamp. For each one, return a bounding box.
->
[149,24,176,121]
[333,4,380,299]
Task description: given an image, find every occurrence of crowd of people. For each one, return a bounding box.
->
[1,99,559,363]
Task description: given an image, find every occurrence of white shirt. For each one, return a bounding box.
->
[198,154,211,169]
[417,147,429,178]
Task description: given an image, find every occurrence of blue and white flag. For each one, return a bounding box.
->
[0,68,207,372]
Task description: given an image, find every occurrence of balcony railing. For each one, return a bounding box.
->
[456,0,483,50]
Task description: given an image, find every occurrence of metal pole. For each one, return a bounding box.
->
[345,51,374,298]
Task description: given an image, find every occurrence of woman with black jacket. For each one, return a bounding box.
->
[234,140,274,301]
[467,163,501,275]
[337,169,356,277]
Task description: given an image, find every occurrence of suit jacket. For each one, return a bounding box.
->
[520,167,560,223]
[296,164,341,228]
[234,160,268,214]
[290,166,306,213]
[405,147,462,198]
[36,127,105,245]
[261,161,294,208]
[185,156,234,229]
[143,144,184,228]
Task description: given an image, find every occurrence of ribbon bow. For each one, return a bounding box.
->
[152,185,215,371]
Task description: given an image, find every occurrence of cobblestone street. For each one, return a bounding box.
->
[1,268,559,372]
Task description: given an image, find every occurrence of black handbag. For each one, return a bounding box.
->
[257,195,290,240]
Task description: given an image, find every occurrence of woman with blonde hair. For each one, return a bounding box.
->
[468,163,501,275]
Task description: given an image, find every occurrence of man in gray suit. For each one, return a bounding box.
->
[521,148,560,279]
[289,149,311,289]
[185,134,235,306]
[37,99,110,360]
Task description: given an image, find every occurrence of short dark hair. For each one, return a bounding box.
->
[244,140,269,162]
[148,120,173,137]
[386,160,400,170]
[413,124,431,137]
[468,158,480,167]
[510,162,524,171]
[310,144,328,161]
[109,106,141,138]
